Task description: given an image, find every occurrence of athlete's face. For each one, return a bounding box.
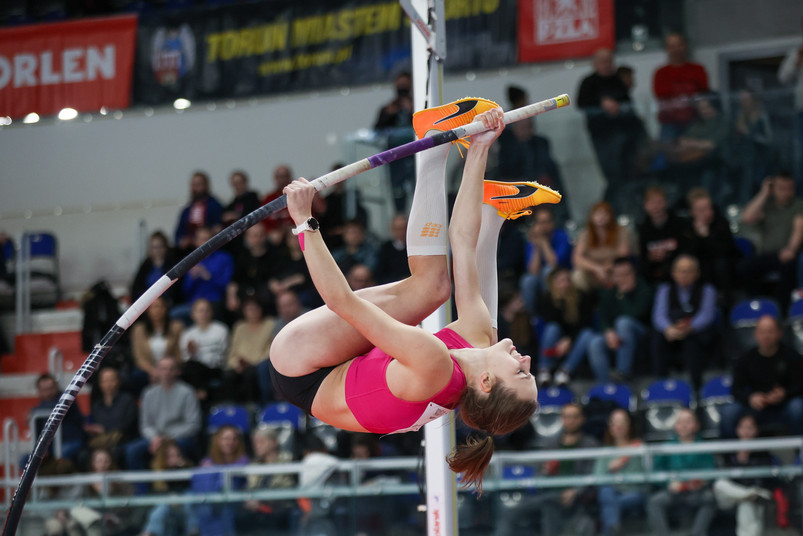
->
[486,338,537,402]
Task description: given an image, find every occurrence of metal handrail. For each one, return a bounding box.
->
[4,436,800,511]
[3,418,19,508]
[14,231,31,334]
[47,347,63,385]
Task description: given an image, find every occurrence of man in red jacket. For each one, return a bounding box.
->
[653,33,709,142]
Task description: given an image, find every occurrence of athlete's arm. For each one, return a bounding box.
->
[447,109,504,347]
[284,180,452,376]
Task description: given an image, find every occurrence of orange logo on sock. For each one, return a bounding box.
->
[420,223,442,238]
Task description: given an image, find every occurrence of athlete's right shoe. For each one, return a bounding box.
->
[413,97,500,141]
[483,179,562,220]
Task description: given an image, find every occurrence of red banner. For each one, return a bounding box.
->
[518,0,614,63]
[0,15,137,119]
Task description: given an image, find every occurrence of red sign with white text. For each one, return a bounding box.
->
[518,0,614,63]
[0,15,137,119]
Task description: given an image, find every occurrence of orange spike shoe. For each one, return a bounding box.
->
[413,97,500,141]
[483,179,562,220]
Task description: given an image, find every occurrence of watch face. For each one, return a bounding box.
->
[308,218,320,231]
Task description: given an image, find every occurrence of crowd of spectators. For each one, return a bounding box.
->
[15,26,803,536]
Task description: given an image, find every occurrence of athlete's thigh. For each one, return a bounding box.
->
[269,281,431,376]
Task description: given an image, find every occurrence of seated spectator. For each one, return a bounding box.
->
[720,315,803,438]
[173,226,234,323]
[713,414,775,536]
[46,448,133,536]
[346,264,375,291]
[497,290,537,363]
[221,170,260,228]
[194,426,250,536]
[651,254,717,394]
[131,231,181,303]
[652,33,709,142]
[142,439,198,536]
[588,257,653,383]
[738,171,803,310]
[668,93,731,202]
[174,171,224,254]
[517,403,598,536]
[374,72,415,213]
[29,373,85,464]
[733,89,774,204]
[572,201,632,291]
[637,185,684,284]
[221,297,275,404]
[679,187,740,304]
[647,409,717,536]
[268,229,317,308]
[84,368,138,466]
[129,296,183,396]
[519,206,572,315]
[537,268,596,386]
[577,48,649,214]
[316,163,370,250]
[496,86,567,224]
[238,426,296,533]
[331,219,378,275]
[125,356,201,471]
[180,298,229,402]
[228,224,277,316]
[374,214,410,284]
[595,409,647,536]
[260,164,295,234]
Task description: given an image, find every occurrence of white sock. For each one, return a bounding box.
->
[406,143,451,256]
[477,204,504,329]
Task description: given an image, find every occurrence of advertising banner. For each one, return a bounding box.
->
[0,15,137,118]
[518,0,614,63]
[134,0,516,105]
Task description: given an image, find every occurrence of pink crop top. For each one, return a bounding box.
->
[345,327,471,434]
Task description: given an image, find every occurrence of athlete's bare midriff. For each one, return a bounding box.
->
[310,358,369,432]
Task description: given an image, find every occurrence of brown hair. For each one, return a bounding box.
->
[546,267,580,325]
[208,425,246,464]
[686,187,711,206]
[151,439,192,492]
[602,409,636,446]
[448,383,538,494]
[586,201,619,248]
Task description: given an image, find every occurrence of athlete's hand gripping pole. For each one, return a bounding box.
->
[1,93,570,536]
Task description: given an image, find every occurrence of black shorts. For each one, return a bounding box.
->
[267,359,336,415]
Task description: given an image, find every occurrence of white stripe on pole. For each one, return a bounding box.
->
[410,1,458,535]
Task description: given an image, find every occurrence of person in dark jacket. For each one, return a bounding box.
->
[537,267,597,386]
[720,315,803,437]
[131,231,181,304]
[174,171,224,254]
[651,254,717,394]
[588,257,653,382]
[85,368,138,465]
[679,187,740,305]
[637,185,685,284]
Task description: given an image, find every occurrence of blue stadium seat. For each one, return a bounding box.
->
[259,402,305,454]
[729,298,780,327]
[699,376,733,438]
[729,298,780,356]
[641,379,693,442]
[533,386,574,446]
[259,402,305,430]
[586,383,634,412]
[208,404,251,435]
[24,232,60,307]
[537,386,575,409]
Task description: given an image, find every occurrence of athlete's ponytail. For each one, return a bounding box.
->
[450,382,537,494]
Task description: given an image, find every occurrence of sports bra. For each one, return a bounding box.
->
[344,327,471,434]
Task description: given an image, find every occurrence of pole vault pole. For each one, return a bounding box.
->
[406,1,457,534]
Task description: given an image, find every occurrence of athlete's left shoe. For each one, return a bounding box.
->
[413,97,500,141]
[483,179,562,220]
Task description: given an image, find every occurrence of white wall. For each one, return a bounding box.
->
[0,33,798,295]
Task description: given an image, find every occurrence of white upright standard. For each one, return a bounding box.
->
[405,0,458,535]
